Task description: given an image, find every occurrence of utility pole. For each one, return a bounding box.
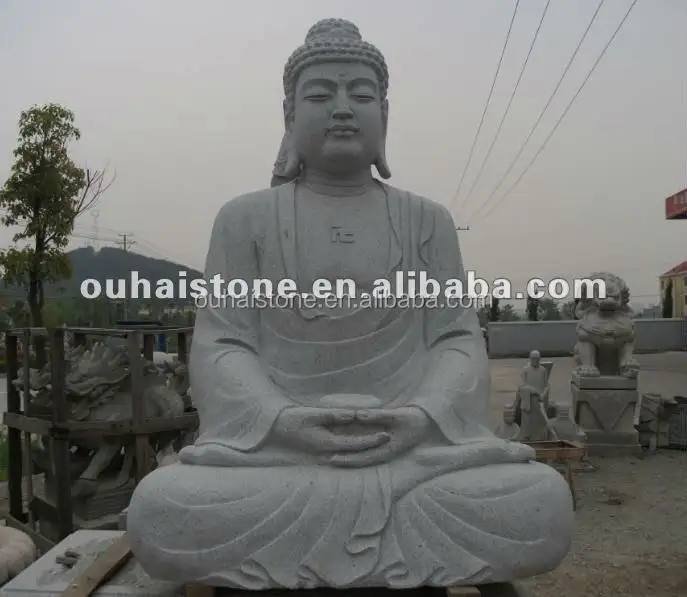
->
[117,233,135,319]
[117,233,135,252]
[91,207,101,249]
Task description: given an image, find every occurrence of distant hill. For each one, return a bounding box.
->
[2,246,202,303]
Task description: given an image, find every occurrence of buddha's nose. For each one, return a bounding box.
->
[332,92,353,119]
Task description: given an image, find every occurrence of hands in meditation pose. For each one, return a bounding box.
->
[126,18,574,590]
[273,401,431,468]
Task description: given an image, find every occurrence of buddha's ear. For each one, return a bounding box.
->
[272,99,301,186]
[374,99,391,179]
[271,131,301,186]
[282,99,290,129]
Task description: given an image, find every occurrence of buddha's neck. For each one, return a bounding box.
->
[300,169,376,197]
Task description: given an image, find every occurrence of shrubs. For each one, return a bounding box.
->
[0,429,8,482]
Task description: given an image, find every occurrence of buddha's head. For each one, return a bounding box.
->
[271,19,391,186]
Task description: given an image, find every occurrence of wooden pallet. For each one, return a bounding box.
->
[60,534,132,596]
[522,439,585,510]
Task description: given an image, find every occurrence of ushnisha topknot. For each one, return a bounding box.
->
[282,18,389,116]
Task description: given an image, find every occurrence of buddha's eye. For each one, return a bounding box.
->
[304,93,331,102]
[353,95,375,103]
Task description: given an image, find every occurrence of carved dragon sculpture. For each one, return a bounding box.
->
[13,341,194,499]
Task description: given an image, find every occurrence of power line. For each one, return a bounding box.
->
[462,0,552,220]
[470,0,606,222]
[476,0,640,223]
[450,0,520,216]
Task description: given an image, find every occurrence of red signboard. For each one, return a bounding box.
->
[666,188,687,219]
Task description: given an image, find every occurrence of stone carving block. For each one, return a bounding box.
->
[571,373,637,391]
[0,530,182,596]
[125,17,574,590]
[571,383,641,456]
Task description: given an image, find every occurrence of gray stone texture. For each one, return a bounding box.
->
[0,530,183,597]
[125,17,574,590]
[571,382,641,456]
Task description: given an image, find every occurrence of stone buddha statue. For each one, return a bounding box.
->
[127,18,574,591]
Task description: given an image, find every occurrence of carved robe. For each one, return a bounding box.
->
[518,365,549,441]
[127,182,574,589]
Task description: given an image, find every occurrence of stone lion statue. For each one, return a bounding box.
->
[573,272,639,378]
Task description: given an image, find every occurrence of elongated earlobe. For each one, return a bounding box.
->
[374,99,391,179]
[271,130,301,186]
[374,147,391,179]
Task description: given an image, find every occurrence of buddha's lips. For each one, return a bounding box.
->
[327,125,359,136]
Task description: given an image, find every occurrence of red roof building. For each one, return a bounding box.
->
[665,187,687,219]
[659,261,687,318]
[661,261,687,277]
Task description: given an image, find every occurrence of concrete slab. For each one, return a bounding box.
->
[0,530,183,596]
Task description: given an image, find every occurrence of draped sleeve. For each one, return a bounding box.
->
[408,201,493,443]
[180,192,293,462]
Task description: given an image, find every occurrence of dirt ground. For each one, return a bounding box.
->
[1,354,687,596]
[491,353,687,597]
[520,451,687,597]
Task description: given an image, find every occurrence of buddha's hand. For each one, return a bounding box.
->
[329,406,431,468]
[273,406,390,456]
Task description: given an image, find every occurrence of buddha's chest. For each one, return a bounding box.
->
[294,194,391,284]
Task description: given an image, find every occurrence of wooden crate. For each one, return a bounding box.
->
[521,440,585,510]
[2,326,198,552]
[524,439,585,461]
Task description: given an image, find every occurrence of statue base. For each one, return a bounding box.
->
[184,585,527,596]
[0,530,529,597]
[571,375,641,457]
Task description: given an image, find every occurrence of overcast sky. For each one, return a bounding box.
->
[0,0,685,305]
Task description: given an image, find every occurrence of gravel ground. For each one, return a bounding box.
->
[520,450,687,597]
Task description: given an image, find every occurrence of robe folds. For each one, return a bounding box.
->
[127,182,574,589]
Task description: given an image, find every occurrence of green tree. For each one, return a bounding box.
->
[662,279,673,318]
[561,300,577,320]
[499,304,520,321]
[0,309,10,333]
[526,296,540,321]
[488,297,500,322]
[476,305,489,328]
[0,104,113,363]
[7,299,30,328]
[539,298,561,321]
[43,299,74,327]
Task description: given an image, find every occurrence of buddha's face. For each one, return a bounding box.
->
[290,61,385,177]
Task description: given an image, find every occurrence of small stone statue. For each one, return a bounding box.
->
[494,405,520,440]
[516,350,551,441]
[552,404,586,444]
[127,18,574,590]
